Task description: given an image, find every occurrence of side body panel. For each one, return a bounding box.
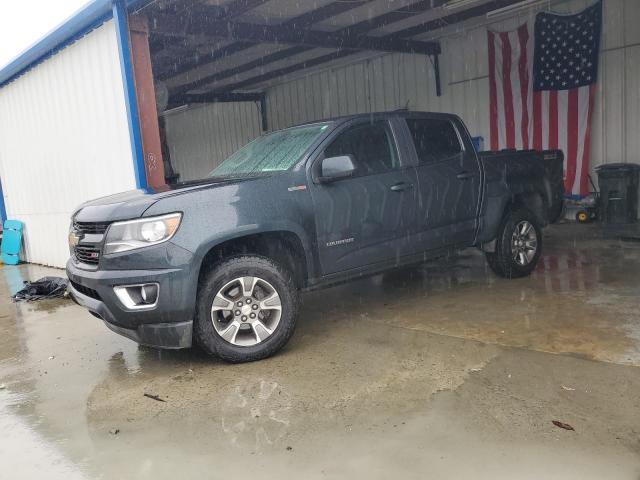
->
[305,117,420,275]
[400,114,483,251]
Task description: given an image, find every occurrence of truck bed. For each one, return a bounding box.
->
[475,149,565,244]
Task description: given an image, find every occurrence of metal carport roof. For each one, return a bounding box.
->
[0,0,528,97]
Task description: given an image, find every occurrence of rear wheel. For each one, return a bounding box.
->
[194,255,299,363]
[485,208,542,278]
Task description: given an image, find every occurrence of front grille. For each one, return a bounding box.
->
[71,220,109,266]
[74,245,101,265]
[74,221,111,235]
[70,280,101,300]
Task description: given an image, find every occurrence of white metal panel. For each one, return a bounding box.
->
[599,49,625,165]
[164,101,263,181]
[0,20,135,268]
[625,45,640,167]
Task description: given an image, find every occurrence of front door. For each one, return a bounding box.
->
[309,120,418,275]
[404,116,482,251]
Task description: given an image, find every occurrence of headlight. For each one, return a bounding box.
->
[104,213,182,254]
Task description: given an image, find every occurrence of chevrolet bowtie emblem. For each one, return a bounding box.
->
[69,230,83,247]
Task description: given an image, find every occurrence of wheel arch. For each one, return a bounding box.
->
[478,192,546,251]
[196,230,311,289]
[511,192,546,226]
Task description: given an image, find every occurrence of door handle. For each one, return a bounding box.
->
[456,171,475,180]
[390,182,414,192]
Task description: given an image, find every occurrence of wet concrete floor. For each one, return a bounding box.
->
[0,223,639,479]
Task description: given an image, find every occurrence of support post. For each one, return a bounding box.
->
[128,14,166,188]
[112,0,146,190]
[433,54,441,97]
[259,94,268,132]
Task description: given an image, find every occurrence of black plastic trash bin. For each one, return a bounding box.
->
[596,163,640,224]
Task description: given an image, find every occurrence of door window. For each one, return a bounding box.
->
[406,118,462,165]
[324,121,399,177]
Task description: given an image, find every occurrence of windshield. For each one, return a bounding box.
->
[210,122,332,177]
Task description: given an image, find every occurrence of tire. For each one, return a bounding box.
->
[194,255,299,363]
[485,208,542,279]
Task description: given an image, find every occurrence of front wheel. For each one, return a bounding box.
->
[485,208,542,278]
[194,255,299,363]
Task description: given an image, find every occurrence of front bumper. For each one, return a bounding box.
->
[66,259,194,349]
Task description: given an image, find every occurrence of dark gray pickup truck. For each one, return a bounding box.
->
[67,112,564,362]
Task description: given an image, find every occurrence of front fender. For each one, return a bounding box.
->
[194,221,315,269]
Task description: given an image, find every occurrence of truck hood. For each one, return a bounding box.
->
[73,177,248,222]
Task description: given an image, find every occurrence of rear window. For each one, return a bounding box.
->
[406,118,462,165]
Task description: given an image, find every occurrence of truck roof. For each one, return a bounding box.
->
[281,110,461,131]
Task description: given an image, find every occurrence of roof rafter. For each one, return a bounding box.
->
[148,0,271,66]
[214,0,525,93]
[220,0,273,19]
[169,0,449,96]
[151,15,440,54]
[169,91,264,106]
[154,1,378,80]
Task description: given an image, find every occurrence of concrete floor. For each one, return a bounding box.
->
[1,223,639,479]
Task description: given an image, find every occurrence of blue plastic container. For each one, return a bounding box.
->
[471,136,484,152]
[1,219,24,265]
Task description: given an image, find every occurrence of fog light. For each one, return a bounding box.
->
[140,284,158,303]
[114,283,159,309]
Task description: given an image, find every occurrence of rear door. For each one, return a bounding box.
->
[308,119,418,275]
[403,116,482,250]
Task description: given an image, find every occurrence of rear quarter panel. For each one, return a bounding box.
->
[476,150,552,243]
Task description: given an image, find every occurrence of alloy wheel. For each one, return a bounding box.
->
[210,276,282,347]
[511,220,538,266]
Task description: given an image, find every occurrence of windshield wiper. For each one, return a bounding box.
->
[208,171,275,180]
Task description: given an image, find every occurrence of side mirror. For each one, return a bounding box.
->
[317,155,356,183]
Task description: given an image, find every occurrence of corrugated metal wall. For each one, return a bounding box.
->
[0,20,136,268]
[164,101,263,181]
[164,0,640,188]
[266,53,443,129]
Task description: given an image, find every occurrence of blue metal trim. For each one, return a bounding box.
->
[0,178,7,223]
[112,0,147,190]
[0,0,151,88]
[565,193,585,200]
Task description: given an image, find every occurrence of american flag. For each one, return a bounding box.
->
[487,1,602,197]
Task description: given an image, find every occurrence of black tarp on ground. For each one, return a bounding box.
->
[12,277,68,301]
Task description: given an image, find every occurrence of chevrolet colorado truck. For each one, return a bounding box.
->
[67,112,564,362]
